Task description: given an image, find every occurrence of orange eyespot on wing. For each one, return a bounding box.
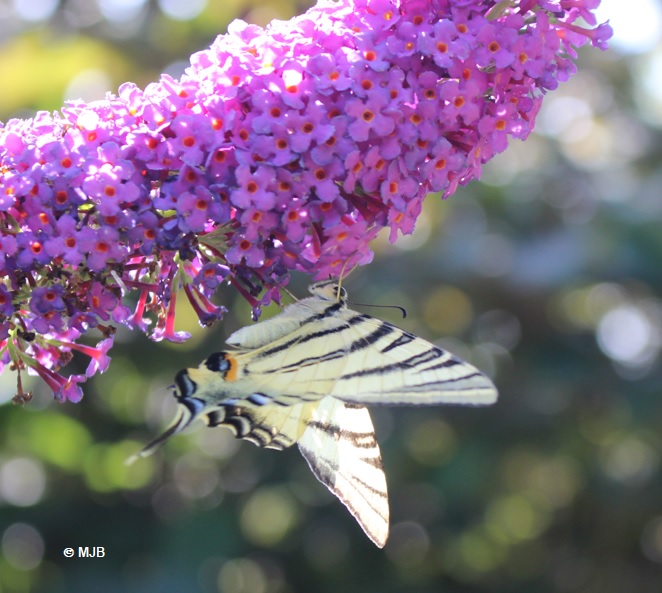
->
[201,351,240,382]
[224,353,239,382]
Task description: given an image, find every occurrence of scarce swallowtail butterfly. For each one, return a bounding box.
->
[135,279,498,547]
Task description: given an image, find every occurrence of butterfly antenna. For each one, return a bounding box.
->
[350,301,408,319]
[271,279,298,304]
[281,283,298,303]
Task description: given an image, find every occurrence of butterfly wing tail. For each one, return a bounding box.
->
[297,397,389,547]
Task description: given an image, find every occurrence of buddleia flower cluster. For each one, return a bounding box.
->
[0,0,611,403]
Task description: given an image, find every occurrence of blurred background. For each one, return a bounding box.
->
[1,0,662,591]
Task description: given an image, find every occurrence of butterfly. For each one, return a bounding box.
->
[135,279,498,547]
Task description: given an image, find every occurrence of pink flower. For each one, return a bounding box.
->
[0,0,610,402]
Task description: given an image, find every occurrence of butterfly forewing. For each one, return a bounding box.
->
[226,295,336,350]
[228,305,496,407]
[326,313,496,405]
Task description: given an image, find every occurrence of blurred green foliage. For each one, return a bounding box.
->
[2,1,662,592]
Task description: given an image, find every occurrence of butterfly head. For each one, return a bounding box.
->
[127,370,207,462]
[309,279,348,304]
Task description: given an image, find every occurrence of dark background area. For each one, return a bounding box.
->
[1,0,662,591]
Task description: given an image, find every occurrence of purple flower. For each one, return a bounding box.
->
[287,103,336,153]
[29,285,66,315]
[301,156,344,203]
[0,285,14,317]
[29,285,67,333]
[194,263,230,291]
[282,204,310,242]
[167,114,215,167]
[16,232,52,270]
[75,337,114,377]
[86,282,120,321]
[0,0,611,403]
[77,226,127,271]
[474,19,517,69]
[226,238,266,268]
[424,20,471,68]
[177,186,223,233]
[231,165,276,209]
[183,282,227,326]
[44,215,85,266]
[0,236,18,268]
[25,354,86,403]
[346,95,396,142]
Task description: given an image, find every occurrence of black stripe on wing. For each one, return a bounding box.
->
[252,317,393,379]
[299,444,389,503]
[264,349,347,374]
[380,332,416,353]
[307,420,380,449]
[255,302,346,358]
[417,358,469,373]
[349,322,394,352]
[337,328,488,391]
[256,311,370,360]
[337,345,447,381]
[375,376,484,393]
[205,406,296,450]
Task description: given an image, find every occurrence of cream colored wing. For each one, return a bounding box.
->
[206,394,389,546]
[226,295,336,350]
[130,393,315,459]
[185,279,496,408]
[203,400,315,450]
[135,390,390,546]
[227,306,497,407]
[297,397,389,547]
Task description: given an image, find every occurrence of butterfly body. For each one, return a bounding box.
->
[139,279,497,547]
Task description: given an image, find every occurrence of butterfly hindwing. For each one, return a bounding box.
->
[202,394,389,546]
[204,402,309,450]
[297,397,389,547]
